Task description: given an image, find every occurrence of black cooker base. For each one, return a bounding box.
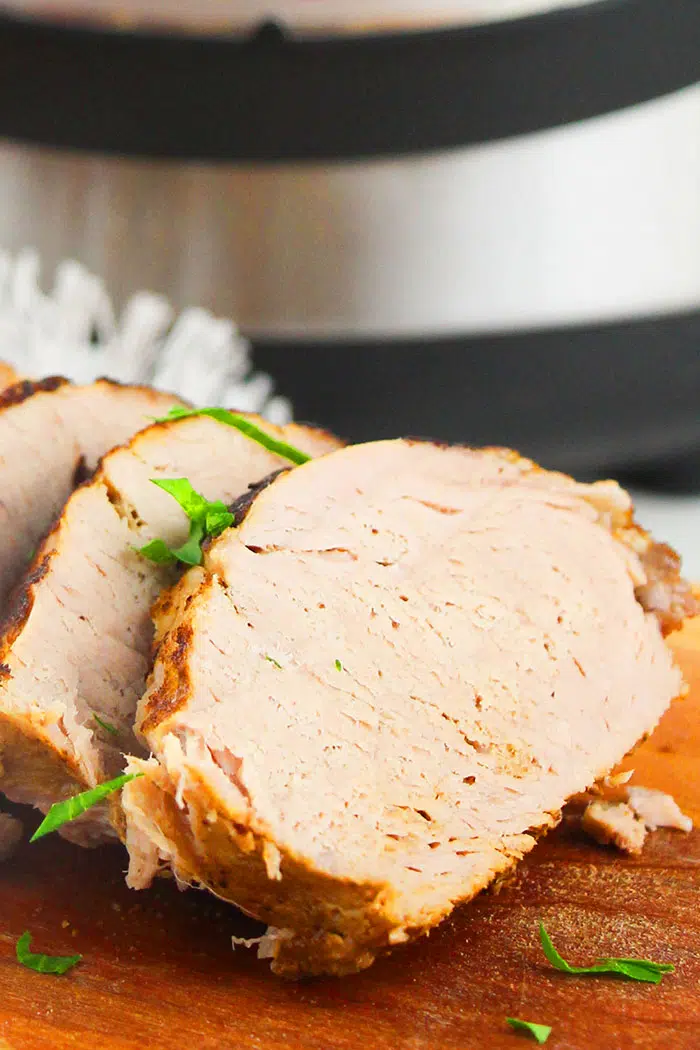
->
[253,308,700,482]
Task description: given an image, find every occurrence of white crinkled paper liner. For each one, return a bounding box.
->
[0,248,292,424]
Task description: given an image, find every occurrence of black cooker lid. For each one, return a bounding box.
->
[0,0,699,161]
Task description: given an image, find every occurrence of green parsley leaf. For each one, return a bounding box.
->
[16,932,81,975]
[155,406,311,466]
[93,714,118,736]
[539,922,674,984]
[335,659,343,672]
[153,477,208,517]
[168,519,207,567]
[135,538,177,565]
[136,478,234,567]
[30,773,144,842]
[506,1018,552,1044]
[265,655,282,669]
[204,504,235,537]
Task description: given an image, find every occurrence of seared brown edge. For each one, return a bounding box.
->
[226,469,289,527]
[0,376,67,410]
[636,541,699,635]
[94,376,191,408]
[0,705,90,803]
[0,551,54,668]
[140,572,207,735]
[124,749,562,976]
[139,623,194,735]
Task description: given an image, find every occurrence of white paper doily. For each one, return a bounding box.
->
[0,248,292,423]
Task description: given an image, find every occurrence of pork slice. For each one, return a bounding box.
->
[0,377,183,608]
[581,800,647,855]
[0,414,338,844]
[122,440,693,977]
[626,785,693,833]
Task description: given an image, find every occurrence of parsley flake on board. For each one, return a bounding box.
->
[265,655,282,669]
[30,773,144,842]
[16,932,81,975]
[539,922,674,984]
[137,478,234,567]
[506,1018,552,1044]
[154,406,311,466]
[335,659,343,672]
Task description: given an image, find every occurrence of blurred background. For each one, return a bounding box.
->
[0,0,698,570]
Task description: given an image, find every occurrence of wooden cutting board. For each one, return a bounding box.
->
[1,621,699,1050]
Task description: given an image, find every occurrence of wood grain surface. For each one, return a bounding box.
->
[0,619,698,1050]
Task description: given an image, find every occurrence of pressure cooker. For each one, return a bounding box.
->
[0,0,699,477]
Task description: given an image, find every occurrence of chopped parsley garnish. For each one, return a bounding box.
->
[155,406,311,466]
[137,478,234,567]
[16,932,81,975]
[335,659,343,672]
[93,714,118,736]
[506,1018,552,1044]
[30,773,144,842]
[265,654,282,669]
[539,922,674,984]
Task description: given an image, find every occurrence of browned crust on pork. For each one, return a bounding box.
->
[0,552,54,663]
[0,376,68,410]
[139,621,194,735]
[0,709,85,792]
[128,686,687,976]
[125,745,533,976]
[0,375,180,416]
[125,766,393,976]
[139,573,207,735]
[0,708,115,846]
[0,710,87,809]
[635,540,700,636]
[226,469,289,527]
[124,745,546,976]
[94,376,189,406]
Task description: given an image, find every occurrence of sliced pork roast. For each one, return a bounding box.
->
[122,440,697,977]
[0,377,183,609]
[0,413,339,844]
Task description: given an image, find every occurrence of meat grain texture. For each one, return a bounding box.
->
[0,413,338,843]
[0,377,182,608]
[122,440,697,977]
